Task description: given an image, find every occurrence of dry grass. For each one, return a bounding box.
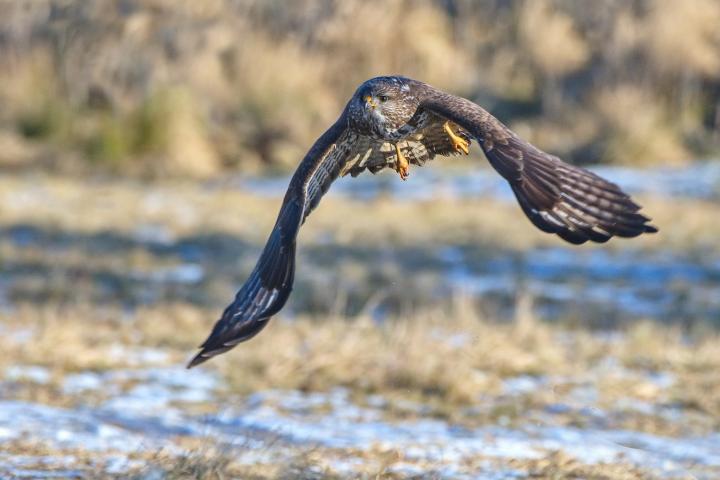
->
[0,0,718,175]
[520,0,589,78]
[594,85,690,165]
[0,437,340,480]
[0,173,716,253]
[507,451,650,480]
[2,300,719,477]
[2,297,719,436]
[3,437,660,480]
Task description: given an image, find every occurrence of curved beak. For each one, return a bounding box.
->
[364,95,377,110]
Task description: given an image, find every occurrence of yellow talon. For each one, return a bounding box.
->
[444,121,470,155]
[394,143,409,180]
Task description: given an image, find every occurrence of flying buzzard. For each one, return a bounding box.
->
[187,76,657,368]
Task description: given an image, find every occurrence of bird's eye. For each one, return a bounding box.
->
[378,94,389,103]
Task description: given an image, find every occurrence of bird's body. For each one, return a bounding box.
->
[187,76,657,368]
[342,77,472,177]
[339,115,471,177]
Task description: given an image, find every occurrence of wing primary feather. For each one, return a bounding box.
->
[188,115,352,367]
[419,87,657,244]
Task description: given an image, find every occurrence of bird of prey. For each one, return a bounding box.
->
[187,76,657,368]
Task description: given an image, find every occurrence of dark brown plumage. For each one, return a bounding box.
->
[187,76,657,368]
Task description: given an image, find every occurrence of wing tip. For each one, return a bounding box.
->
[186,341,237,368]
[186,341,226,368]
[557,217,658,245]
[186,352,210,369]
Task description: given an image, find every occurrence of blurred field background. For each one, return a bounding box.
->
[2,0,720,176]
[1,1,720,479]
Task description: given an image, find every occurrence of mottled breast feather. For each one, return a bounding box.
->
[340,115,472,178]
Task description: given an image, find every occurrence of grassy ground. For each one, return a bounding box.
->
[1,172,718,250]
[2,301,719,478]
[0,172,719,478]
[2,301,720,432]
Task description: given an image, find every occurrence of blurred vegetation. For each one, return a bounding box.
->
[1,0,719,177]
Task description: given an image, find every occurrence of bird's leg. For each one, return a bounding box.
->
[394,143,410,180]
[444,121,470,155]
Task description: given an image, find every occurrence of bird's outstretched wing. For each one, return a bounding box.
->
[187,114,355,367]
[420,90,657,244]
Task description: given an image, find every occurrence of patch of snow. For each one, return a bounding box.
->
[5,365,51,384]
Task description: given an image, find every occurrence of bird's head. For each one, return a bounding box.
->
[349,76,419,138]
